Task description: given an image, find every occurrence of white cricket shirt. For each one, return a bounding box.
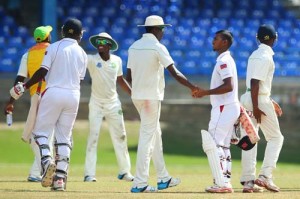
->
[87,53,122,103]
[210,51,239,107]
[246,44,275,96]
[127,33,174,100]
[41,38,87,90]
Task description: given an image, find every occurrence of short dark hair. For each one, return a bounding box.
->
[215,30,233,47]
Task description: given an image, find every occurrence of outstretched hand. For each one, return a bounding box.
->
[192,87,207,98]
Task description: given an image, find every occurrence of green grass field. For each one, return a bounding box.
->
[0,120,300,199]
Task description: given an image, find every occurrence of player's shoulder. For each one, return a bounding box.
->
[129,38,142,49]
[87,53,99,61]
[218,53,232,63]
[110,53,121,60]
[249,48,269,60]
[21,51,29,59]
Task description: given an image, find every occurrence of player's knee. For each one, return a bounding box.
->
[273,134,284,143]
[278,134,284,145]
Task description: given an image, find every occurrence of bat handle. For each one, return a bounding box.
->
[6,112,13,126]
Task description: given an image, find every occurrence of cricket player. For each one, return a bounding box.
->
[193,30,239,193]
[126,15,199,193]
[4,25,53,182]
[83,32,134,182]
[9,18,87,191]
[239,24,284,193]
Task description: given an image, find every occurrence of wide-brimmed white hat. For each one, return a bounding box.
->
[137,15,172,27]
[89,32,118,51]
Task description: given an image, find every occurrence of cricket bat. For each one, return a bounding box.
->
[21,81,42,143]
[239,106,260,144]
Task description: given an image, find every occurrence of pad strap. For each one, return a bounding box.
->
[55,143,73,150]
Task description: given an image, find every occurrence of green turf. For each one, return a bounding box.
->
[0,120,299,198]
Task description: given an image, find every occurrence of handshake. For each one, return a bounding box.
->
[10,82,27,100]
[191,87,208,98]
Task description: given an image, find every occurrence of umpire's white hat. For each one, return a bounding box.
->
[138,15,172,27]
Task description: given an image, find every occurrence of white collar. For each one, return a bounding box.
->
[142,33,159,42]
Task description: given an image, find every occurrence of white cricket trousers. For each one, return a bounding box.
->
[208,102,240,183]
[84,97,131,177]
[240,93,284,182]
[208,102,240,148]
[33,87,80,173]
[132,100,170,188]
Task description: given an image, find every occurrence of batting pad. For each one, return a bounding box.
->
[201,130,225,187]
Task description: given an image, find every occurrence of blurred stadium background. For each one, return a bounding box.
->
[0,0,299,121]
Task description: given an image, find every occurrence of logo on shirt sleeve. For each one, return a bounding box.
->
[45,51,48,55]
[220,64,227,69]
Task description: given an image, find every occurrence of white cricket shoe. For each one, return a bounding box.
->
[27,175,42,182]
[41,160,56,187]
[255,175,280,192]
[118,173,134,182]
[157,177,181,190]
[205,184,234,193]
[84,176,97,182]
[51,176,65,191]
[131,185,158,193]
[243,180,264,193]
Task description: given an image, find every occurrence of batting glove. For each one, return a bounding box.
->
[9,82,26,100]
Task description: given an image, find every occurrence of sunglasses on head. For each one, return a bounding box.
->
[96,38,112,46]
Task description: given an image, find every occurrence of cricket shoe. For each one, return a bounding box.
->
[27,175,42,182]
[157,177,181,190]
[41,160,56,187]
[84,176,97,182]
[205,184,234,193]
[243,180,264,193]
[254,175,280,192]
[131,185,158,193]
[51,176,65,191]
[118,173,134,182]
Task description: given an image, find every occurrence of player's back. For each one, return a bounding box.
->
[127,34,168,100]
[41,38,87,91]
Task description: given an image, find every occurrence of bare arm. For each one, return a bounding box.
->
[251,79,266,123]
[24,67,48,88]
[5,68,47,115]
[126,69,132,85]
[117,76,131,95]
[14,75,26,85]
[167,64,198,91]
[194,77,233,98]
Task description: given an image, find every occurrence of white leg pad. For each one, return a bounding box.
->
[201,130,225,187]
